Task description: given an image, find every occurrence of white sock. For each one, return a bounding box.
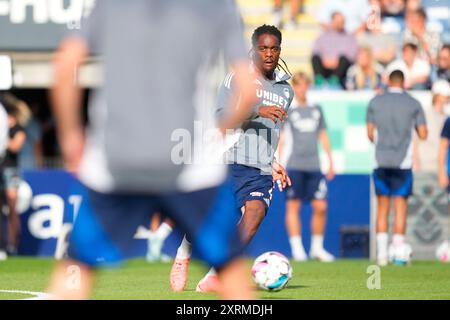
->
[311,234,324,253]
[289,235,306,257]
[205,268,217,277]
[155,222,173,242]
[176,235,192,259]
[392,234,405,246]
[377,233,388,258]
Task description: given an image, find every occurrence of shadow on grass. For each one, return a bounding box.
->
[285,285,309,290]
[256,284,309,293]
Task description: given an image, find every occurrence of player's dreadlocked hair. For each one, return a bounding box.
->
[251,24,292,76]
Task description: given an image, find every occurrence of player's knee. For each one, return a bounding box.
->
[313,200,327,213]
[287,200,301,213]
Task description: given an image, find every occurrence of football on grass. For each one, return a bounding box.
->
[251,251,293,291]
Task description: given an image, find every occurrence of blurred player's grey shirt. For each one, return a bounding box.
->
[75,0,247,193]
[217,69,294,174]
[283,103,326,171]
[367,88,426,169]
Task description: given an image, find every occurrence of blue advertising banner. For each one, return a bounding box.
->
[17,170,371,259]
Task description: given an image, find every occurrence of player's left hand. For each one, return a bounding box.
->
[272,161,292,192]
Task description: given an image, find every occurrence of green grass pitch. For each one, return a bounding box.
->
[1,258,449,300]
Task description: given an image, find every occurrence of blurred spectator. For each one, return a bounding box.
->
[380,0,406,17]
[414,80,450,172]
[346,47,384,90]
[318,0,371,35]
[403,8,442,63]
[432,80,450,113]
[19,103,43,170]
[366,0,406,34]
[385,42,431,89]
[272,0,303,30]
[431,44,450,83]
[0,94,28,255]
[357,32,399,65]
[312,12,358,88]
[359,2,399,65]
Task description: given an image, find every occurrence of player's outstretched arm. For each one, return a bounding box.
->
[50,36,88,173]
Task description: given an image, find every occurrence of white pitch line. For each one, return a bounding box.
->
[0,290,53,300]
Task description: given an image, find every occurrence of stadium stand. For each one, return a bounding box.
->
[237,0,449,89]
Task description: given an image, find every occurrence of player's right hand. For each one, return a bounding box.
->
[258,105,288,124]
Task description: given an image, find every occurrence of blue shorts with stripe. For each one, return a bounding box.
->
[67,178,242,269]
[373,168,413,197]
[228,164,274,210]
[286,170,327,202]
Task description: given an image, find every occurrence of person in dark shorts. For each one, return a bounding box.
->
[367,70,428,266]
[281,72,335,262]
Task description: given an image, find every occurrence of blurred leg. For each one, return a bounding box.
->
[376,196,390,265]
[311,199,327,235]
[286,199,307,261]
[150,213,161,232]
[334,56,352,87]
[217,258,255,300]
[272,0,283,28]
[312,55,328,78]
[7,188,20,252]
[310,199,334,262]
[47,260,94,300]
[285,199,301,237]
[376,196,390,233]
[393,197,408,235]
[290,0,300,19]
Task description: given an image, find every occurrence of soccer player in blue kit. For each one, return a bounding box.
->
[367,70,428,266]
[170,25,294,293]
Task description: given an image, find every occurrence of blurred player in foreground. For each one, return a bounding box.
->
[48,0,257,300]
[280,72,335,262]
[170,25,294,293]
[367,70,428,266]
